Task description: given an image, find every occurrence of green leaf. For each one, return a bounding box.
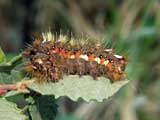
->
[27,95,58,120]
[0,99,27,120]
[7,54,22,66]
[29,105,42,120]
[0,72,10,84]
[9,68,25,83]
[4,89,29,98]
[0,68,25,84]
[27,75,129,102]
[35,95,58,120]
[0,54,22,73]
[0,47,6,63]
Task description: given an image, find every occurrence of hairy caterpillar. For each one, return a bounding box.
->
[23,32,127,83]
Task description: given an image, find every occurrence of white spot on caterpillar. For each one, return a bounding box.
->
[70,55,75,59]
[36,59,43,64]
[104,49,112,52]
[32,66,37,69]
[80,54,88,61]
[118,66,121,71]
[94,57,100,64]
[103,60,109,66]
[52,50,56,53]
[114,54,123,59]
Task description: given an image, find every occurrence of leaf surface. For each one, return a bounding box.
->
[0,99,27,120]
[27,75,129,102]
[0,47,6,63]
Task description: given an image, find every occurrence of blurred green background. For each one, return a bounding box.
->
[0,0,160,120]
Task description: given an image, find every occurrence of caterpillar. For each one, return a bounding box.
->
[23,32,127,83]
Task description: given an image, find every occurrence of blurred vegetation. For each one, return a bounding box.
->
[0,0,160,120]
